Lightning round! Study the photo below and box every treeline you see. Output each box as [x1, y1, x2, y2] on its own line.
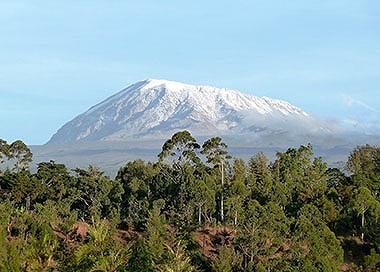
[0, 131, 380, 271]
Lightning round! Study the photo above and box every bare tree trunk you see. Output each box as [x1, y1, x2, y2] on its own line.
[26, 195, 30, 211]
[221, 161, 224, 223]
[198, 205, 202, 225]
[361, 211, 365, 241]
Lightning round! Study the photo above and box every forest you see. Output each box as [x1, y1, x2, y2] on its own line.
[0, 131, 379, 271]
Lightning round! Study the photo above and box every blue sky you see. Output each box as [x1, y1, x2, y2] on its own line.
[1, 0, 379, 145]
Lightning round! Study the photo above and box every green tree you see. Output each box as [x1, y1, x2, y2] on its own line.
[75, 218, 130, 271]
[35, 160, 73, 203]
[0, 202, 28, 271]
[145, 199, 167, 265]
[274, 144, 328, 216]
[8, 170, 40, 210]
[237, 200, 292, 270]
[117, 159, 156, 195]
[157, 239, 198, 272]
[235, 201, 263, 264]
[0, 139, 10, 166]
[190, 178, 215, 225]
[364, 248, 380, 272]
[294, 204, 343, 271]
[201, 137, 231, 223]
[248, 152, 273, 204]
[158, 130, 201, 167]
[8, 140, 33, 171]
[127, 238, 154, 272]
[26, 222, 59, 271]
[0, 139, 32, 173]
[166, 163, 205, 228]
[350, 186, 380, 241]
[347, 145, 380, 193]
[117, 159, 156, 229]
[72, 166, 124, 220]
[157, 131, 207, 226]
[226, 158, 248, 226]
[211, 245, 241, 272]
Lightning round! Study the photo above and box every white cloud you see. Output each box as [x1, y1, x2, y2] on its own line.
[341, 94, 377, 112]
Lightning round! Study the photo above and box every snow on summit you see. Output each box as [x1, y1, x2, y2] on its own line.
[47, 79, 314, 144]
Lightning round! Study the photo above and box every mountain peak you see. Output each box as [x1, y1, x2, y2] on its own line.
[143, 78, 189, 90]
[47, 79, 312, 144]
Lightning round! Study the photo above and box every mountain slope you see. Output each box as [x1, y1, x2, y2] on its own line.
[47, 79, 325, 144]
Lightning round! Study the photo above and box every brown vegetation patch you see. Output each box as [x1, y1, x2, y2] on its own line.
[52, 221, 89, 246]
[338, 235, 371, 270]
[72, 222, 89, 238]
[116, 227, 143, 246]
[194, 226, 235, 258]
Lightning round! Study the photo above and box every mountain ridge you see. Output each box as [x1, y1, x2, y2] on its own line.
[47, 79, 315, 144]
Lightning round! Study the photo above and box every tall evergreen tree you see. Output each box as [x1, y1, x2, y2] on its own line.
[201, 137, 231, 223]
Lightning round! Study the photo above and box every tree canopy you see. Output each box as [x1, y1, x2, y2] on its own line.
[0, 133, 379, 271]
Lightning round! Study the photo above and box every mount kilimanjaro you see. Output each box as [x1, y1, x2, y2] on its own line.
[47, 79, 329, 145]
[33, 79, 377, 174]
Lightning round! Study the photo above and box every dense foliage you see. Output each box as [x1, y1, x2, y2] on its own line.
[0, 132, 379, 271]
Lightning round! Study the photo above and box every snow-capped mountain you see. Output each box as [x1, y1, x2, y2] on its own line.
[47, 79, 328, 144]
